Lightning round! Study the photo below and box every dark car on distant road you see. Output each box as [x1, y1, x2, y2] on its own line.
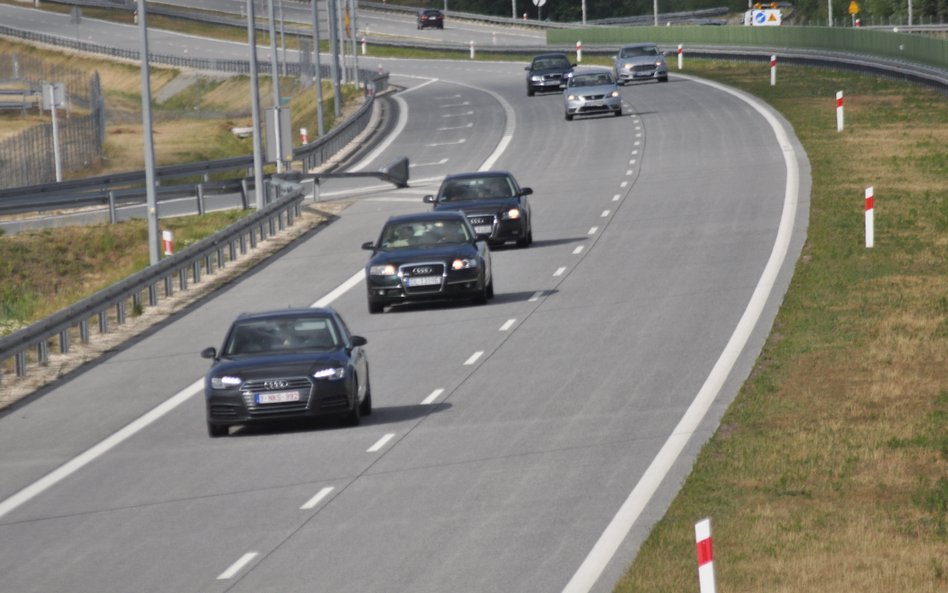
[201, 308, 371, 437]
[362, 211, 493, 314]
[525, 52, 575, 96]
[417, 8, 444, 29]
[424, 171, 533, 248]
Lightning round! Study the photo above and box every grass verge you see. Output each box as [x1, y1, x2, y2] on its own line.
[610, 61, 947, 593]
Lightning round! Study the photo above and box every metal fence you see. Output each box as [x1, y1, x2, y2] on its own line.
[0, 55, 105, 189]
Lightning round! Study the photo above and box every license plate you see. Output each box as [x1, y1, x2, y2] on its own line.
[407, 276, 441, 287]
[474, 225, 492, 234]
[587, 101, 603, 107]
[256, 390, 301, 404]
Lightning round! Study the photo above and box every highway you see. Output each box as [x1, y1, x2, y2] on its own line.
[0, 5, 810, 593]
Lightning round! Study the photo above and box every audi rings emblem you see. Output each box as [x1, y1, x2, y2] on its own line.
[264, 380, 289, 390]
[413, 266, 433, 275]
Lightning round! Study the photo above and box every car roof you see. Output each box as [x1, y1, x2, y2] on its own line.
[384, 210, 468, 224]
[442, 171, 513, 182]
[235, 307, 337, 322]
[531, 52, 569, 60]
[571, 66, 615, 75]
[619, 42, 658, 49]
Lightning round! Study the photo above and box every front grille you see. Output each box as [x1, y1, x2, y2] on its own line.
[582, 93, 606, 101]
[400, 261, 445, 294]
[543, 73, 562, 81]
[209, 405, 238, 417]
[241, 376, 313, 414]
[467, 214, 495, 227]
[632, 64, 655, 72]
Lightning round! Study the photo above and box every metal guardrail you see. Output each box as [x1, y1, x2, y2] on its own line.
[0, 182, 305, 386]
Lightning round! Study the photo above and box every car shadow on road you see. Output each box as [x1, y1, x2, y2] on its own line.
[225, 403, 453, 437]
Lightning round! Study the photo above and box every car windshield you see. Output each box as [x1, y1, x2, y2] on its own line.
[439, 177, 515, 201]
[570, 73, 613, 87]
[379, 219, 472, 249]
[533, 57, 570, 70]
[223, 317, 339, 355]
[620, 46, 659, 58]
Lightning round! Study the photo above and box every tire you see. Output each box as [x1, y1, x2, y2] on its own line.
[614, 108, 623, 117]
[359, 373, 373, 416]
[659, 76, 668, 82]
[565, 113, 573, 121]
[344, 390, 361, 427]
[527, 88, 535, 97]
[516, 226, 531, 248]
[485, 275, 494, 299]
[368, 300, 384, 314]
[207, 422, 228, 438]
[473, 279, 489, 305]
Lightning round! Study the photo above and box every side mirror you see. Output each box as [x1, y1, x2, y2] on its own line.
[201, 347, 217, 360]
[350, 335, 368, 347]
[361, 241, 376, 251]
[423, 194, 437, 203]
[524, 65, 531, 71]
[520, 187, 533, 197]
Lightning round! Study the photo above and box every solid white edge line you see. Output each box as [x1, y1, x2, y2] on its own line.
[217, 551, 259, 580]
[0, 379, 203, 520]
[561, 75, 800, 593]
[300, 486, 335, 510]
[367, 433, 396, 453]
[421, 388, 445, 405]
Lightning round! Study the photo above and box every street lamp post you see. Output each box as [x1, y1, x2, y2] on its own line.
[136, 0, 160, 266]
[247, 0, 265, 209]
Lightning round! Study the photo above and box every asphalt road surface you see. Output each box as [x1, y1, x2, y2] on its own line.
[0, 7, 810, 593]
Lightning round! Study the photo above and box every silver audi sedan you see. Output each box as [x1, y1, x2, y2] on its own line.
[564, 68, 623, 121]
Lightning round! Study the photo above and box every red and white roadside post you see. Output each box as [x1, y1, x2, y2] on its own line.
[695, 518, 717, 593]
[161, 230, 173, 257]
[576, 40, 583, 63]
[361, 37, 367, 55]
[836, 91, 845, 132]
[865, 186, 874, 248]
[770, 54, 777, 86]
[678, 44, 683, 70]
[469, 40, 475, 59]
[300, 127, 309, 144]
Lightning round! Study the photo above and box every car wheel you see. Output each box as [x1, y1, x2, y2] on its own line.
[659, 76, 668, 82]
[565, 113, 573, 121]
[614, 108, 623, 117]
[473, 279, 489, 305]
[527, 88, 535, 97]
[344, 389, 361, 426]
[359, 373, 373, 416]
[368, 300, 384, 314]
[516, 227, 531, 248]
[207, 422, 228, 438]
[486, 275, 494, 299]
[438, 24, 443, 29]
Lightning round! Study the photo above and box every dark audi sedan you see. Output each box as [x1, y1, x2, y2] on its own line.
[362, 211, 493, 314]
[423, 171, 533, 248]
[201, 308, 371, 437]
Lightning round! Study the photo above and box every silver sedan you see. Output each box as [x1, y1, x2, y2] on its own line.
[564, 68, 623, 121]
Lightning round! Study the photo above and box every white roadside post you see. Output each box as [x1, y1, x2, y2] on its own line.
[161, 230, 174, 256]
[865, 186, 874, 248]
[678, 43, 683, 70]
[300, 127, 308, 144]
[469, 40, 475, 59]
[576, 40, 582, 63]
[770, 54, 777, 86]
[361, 36, 366, 55]
[695, 518, 717, 593]
[836, 91, 845, 132]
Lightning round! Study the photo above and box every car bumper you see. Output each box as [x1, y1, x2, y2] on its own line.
[616, 69, 667, 83]
[206, 383, 353, 425]
[528, 79, 566, 91]
[565, 98, 622, 116]
[366, 271, 484, 307]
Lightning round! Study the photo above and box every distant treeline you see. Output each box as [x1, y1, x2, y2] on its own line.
[414, 0, 946, 25]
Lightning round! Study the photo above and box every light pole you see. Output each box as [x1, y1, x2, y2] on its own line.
[247, 0, 265, 209]
[266, 0, 284, 173]
[312, 0, 325, 136]
[136, 0, 160, 265]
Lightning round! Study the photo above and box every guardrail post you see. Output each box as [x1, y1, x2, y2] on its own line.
[98, 310, 108, 334]
[15, 351, 26, 377]
[116, 300, 126, 325]
[216, 247, 225, 270]
[148, 283, 158, 306]
[80, 319, 90, 344]
[164, 275, 174, 297]
[192, 261, 201, 284]
[197, 183, 206, 215]
[37, 340, 49, 366]
[59, 329, 70, 354]
[178, 268, 188, 291]
[108, 191, 117, 224]
[132, 292, 142, 315]
[240, 233, 248, 254]
[240, 178, 249, 210]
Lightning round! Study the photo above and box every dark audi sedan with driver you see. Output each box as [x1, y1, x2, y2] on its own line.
[424, 171, 533, 248]
[201, 307, 371, 436]
[362, 211, 493, 314]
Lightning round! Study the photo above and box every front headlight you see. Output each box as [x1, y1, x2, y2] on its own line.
[211, 375, 242, 390]
[314, 367, 345, 381]
[369, 264, 396, 276]
[531, 75, 543, 82]
[502, 208, 521, 220]
[451, 257, 479, 270]
[623, 63, 633, 70]
[567, 94, 578, 101]
[610, 90, 620, 98]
